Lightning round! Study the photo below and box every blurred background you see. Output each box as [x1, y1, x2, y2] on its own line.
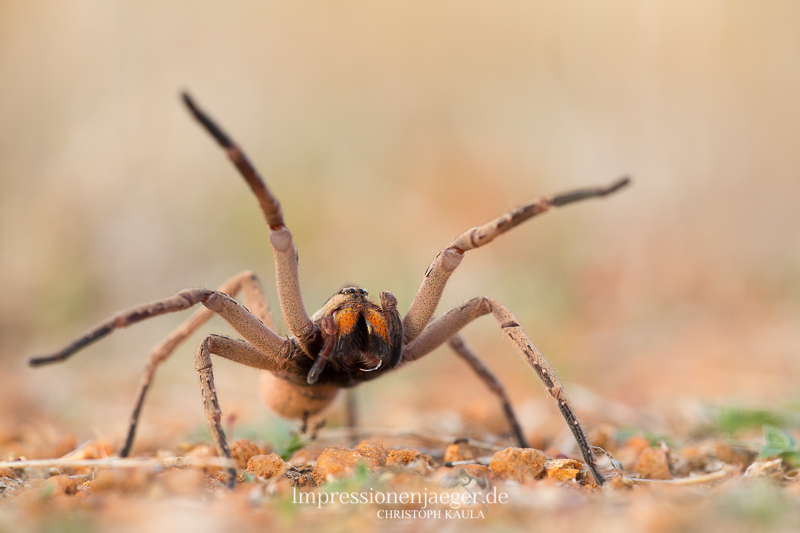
[1, 1, 799, 455]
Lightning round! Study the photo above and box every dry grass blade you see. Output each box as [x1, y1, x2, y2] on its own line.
[630, 465, 735, 486]
[0, 456, 235, 471]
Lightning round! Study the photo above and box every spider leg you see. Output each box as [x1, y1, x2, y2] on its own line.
[121, 270, 275, 457]
[29, 286, 294, 457]
[183, 93, 316, 342]
[401, 297, 605, 486]
[29, 287, 289, 367]
[447, 334, 528, 448]
[28, 288, 219, 367]
[195, 334, 287, 487]
[402, 177, 629, 344]
[345, 388, 359, 446]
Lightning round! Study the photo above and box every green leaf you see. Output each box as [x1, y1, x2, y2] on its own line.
[779, 450, 800, 468]
[764, 425, 795, 450]
[278, 433, 306, 461]
[715, 407, 786, 435]
[757, 425, 800, 464]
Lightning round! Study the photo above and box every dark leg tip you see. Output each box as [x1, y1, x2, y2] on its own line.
[605, 175, 632, 195]
[225, 468, 237, 489]
[28, 355, 55, 367]
[551, 175, 632, 206]
[180, 91, 194, 109]
[180, 91, 234, 149]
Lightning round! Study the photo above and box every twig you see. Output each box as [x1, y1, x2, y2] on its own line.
[0, 456, 235, 471]
[629, 466, 734, 486]
[444, 457, 493, 467]
[315, 426, 507, 452]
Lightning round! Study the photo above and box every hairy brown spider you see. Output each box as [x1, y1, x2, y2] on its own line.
[29, 93, 629, 487]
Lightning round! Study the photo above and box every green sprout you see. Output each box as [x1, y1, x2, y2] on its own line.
[278, 432, 307, 461]
[758, 425, 800, 468]
[715, 407, 788, 436]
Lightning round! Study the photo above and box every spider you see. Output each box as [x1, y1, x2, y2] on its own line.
[29, 93, 629, 487]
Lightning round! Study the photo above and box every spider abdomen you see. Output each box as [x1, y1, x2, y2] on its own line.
[259, 372, 339, 418]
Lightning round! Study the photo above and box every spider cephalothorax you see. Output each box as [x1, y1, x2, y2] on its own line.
[304, 287, 403, 385]
[29, 93, 630, 488]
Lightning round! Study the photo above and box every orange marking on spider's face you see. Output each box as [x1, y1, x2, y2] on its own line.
[333, 308, 360, 335]
[362, 309, 390, 344]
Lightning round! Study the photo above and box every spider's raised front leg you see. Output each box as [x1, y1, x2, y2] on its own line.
[183, 94, 317, 344]
[401, 297, 605, 486]
[401, 177, 629, 343]
[400, 178, 628, 484]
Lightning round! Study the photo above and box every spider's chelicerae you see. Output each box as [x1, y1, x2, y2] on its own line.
[30, 94, 629, 487]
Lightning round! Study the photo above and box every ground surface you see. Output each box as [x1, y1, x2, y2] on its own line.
[2, 371, 800, 533]
[2, 2, 800, 532]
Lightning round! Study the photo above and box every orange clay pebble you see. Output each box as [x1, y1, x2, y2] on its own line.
[355, 441, 387, 469]
[386, 449, 435, 476]
[444, 441, 476, 463]
[312, 447, 367, 482]
[634, 447, 671, 480]
[230, 439, 266, 470]
[544, 458, 583, 482]
[489, 447, 545, 483]
[245, 453, 286, 481]
[42, 475, 77, 497]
